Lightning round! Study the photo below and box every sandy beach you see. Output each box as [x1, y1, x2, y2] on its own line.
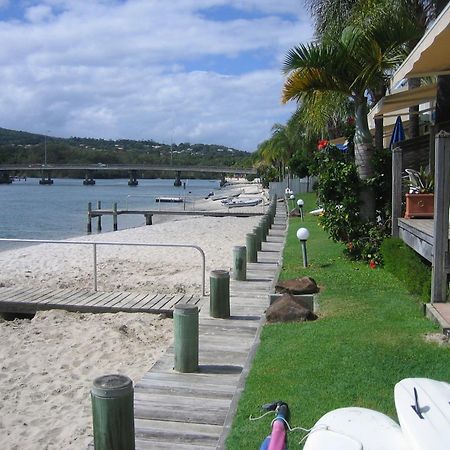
[0, 181, 264, 449]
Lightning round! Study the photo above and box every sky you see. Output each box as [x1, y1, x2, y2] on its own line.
[0, 0, 313, 152]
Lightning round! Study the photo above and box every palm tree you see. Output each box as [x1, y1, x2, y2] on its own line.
[282, 17, 418, 217]
[256, 117, 306, 182]
[303, 0, 434, 145]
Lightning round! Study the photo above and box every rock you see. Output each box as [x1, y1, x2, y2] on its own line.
[266, 293, 317, 323]
[275, 277, 319, 294]
[288, 207, 301, 217]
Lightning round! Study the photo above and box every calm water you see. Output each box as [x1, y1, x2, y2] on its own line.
[0, 178, 219, 248]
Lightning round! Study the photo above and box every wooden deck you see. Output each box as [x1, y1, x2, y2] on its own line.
[397, 218, 435, 261]
[129, 208, 287, 449]
[397, 218, 450, 331]
[426, 303, 450, 337]
[0, 287, 201, 317]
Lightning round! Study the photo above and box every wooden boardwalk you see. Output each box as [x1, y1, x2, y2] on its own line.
[0, 287, 201, 317]
[130, 207, 287, 449]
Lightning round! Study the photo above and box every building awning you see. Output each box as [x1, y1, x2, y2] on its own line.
[369, 83, 436, 119]
[391, 2, 450, 87]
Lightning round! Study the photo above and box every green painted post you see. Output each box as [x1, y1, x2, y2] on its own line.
[97, 200, 102, 232]
[260, 217, 268, 242]
[87, 202, 92, 234]
[91, 374, 135, 450]
[210, 270, 230, 318]
[253, 226, 262, 251]
[232, 246, 247, 281]
[246, 232, 257, 263]
[174, 304, 199, 372]
[113, 202, 118, 231]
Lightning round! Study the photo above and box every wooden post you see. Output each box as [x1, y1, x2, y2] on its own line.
[232, 246, 247, 281]
[145, 214, 152, 225]
[87, 202, 92, 234]
[391, 146, 403, 237]
[91, 374, 135, 450]
[173, 304, 199, 372]
[432, 131, 450, 303]
[210, 270, 230, 318]
[246, 233, 257, 263]
[253, 226, 262, 251]
[260, 217, 268, 242]
[97, 200, 102, 232]
[113, 202, 118, 231]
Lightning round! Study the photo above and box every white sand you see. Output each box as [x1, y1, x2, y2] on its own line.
[0, 180, 264, 449]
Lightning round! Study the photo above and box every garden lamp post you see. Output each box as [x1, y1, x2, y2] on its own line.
[297, 198, 304, 221]
[296, 227, 310, 267]
[289, 194, 295, 211]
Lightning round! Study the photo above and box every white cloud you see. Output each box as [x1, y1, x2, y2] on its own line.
[0, 0, 312, 150]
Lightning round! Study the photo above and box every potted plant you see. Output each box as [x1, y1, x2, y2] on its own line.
[404, 167, 434, 219]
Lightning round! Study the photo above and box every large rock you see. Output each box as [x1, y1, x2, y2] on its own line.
[288, 207, 301, 217]
[266, 293, 317, 323]
[275, 277, 319, 294]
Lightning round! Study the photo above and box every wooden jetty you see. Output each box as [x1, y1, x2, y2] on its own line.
[128, 206, 287, 449]
[87, 203, 266, 232]
[0, 288, 201, 317]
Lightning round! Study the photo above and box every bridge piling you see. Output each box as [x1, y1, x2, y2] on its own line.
[174, 170, 182, 187]
[128, 170, 138, 186]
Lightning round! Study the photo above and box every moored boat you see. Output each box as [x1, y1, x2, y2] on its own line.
[222, 197, 262, 208]
[155, 196, 184, 203]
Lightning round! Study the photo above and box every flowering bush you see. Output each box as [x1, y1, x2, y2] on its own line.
[311, 143, 389, 265]
[317, 139, 329, 150]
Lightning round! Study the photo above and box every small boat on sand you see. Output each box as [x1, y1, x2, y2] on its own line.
[155, 196, 184, 203]
[211, 191, 241, 201]
[222, 197, 262, 208]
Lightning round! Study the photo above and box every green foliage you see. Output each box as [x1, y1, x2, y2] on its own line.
[310, 144, 389, 265]
[227, 193, 450, 449]
[381, 237, 431, 302]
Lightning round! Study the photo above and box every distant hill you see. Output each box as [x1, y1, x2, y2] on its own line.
[0, 127, 254, 173]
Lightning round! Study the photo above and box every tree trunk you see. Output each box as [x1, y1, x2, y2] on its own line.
[354, 98, 375, 220]
[354, 99, 374, 179]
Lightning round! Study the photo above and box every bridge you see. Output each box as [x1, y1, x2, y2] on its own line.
[0, 163, 257, 186]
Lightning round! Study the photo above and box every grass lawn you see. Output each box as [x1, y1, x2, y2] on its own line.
[226, 193, 450, 449]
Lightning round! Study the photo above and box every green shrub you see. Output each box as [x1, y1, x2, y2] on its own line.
[380, 237, 431, 302]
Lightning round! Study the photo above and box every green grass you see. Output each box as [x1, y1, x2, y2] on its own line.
[226, 193, 450, 449]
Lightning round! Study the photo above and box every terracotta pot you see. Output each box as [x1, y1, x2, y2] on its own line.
[404, 193, 434, 218]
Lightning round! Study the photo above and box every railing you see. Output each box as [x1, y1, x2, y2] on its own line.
[0, 239, 206, 296]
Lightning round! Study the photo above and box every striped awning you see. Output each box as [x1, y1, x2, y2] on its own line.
[391, 2, 450, 87]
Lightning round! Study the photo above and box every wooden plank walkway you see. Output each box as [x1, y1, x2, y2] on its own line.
[131, 206, 287, 449]
[0, 287, 201, 317]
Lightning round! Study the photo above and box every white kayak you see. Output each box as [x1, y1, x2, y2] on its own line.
[303, 378, 450, 450]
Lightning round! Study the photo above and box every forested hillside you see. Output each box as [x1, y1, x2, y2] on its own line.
[0, 128, 253, 169]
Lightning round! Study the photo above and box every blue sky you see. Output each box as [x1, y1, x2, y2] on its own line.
[0, 0, 313, 151]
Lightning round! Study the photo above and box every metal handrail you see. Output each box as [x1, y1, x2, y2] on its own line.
[0, 238, 206, 296]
